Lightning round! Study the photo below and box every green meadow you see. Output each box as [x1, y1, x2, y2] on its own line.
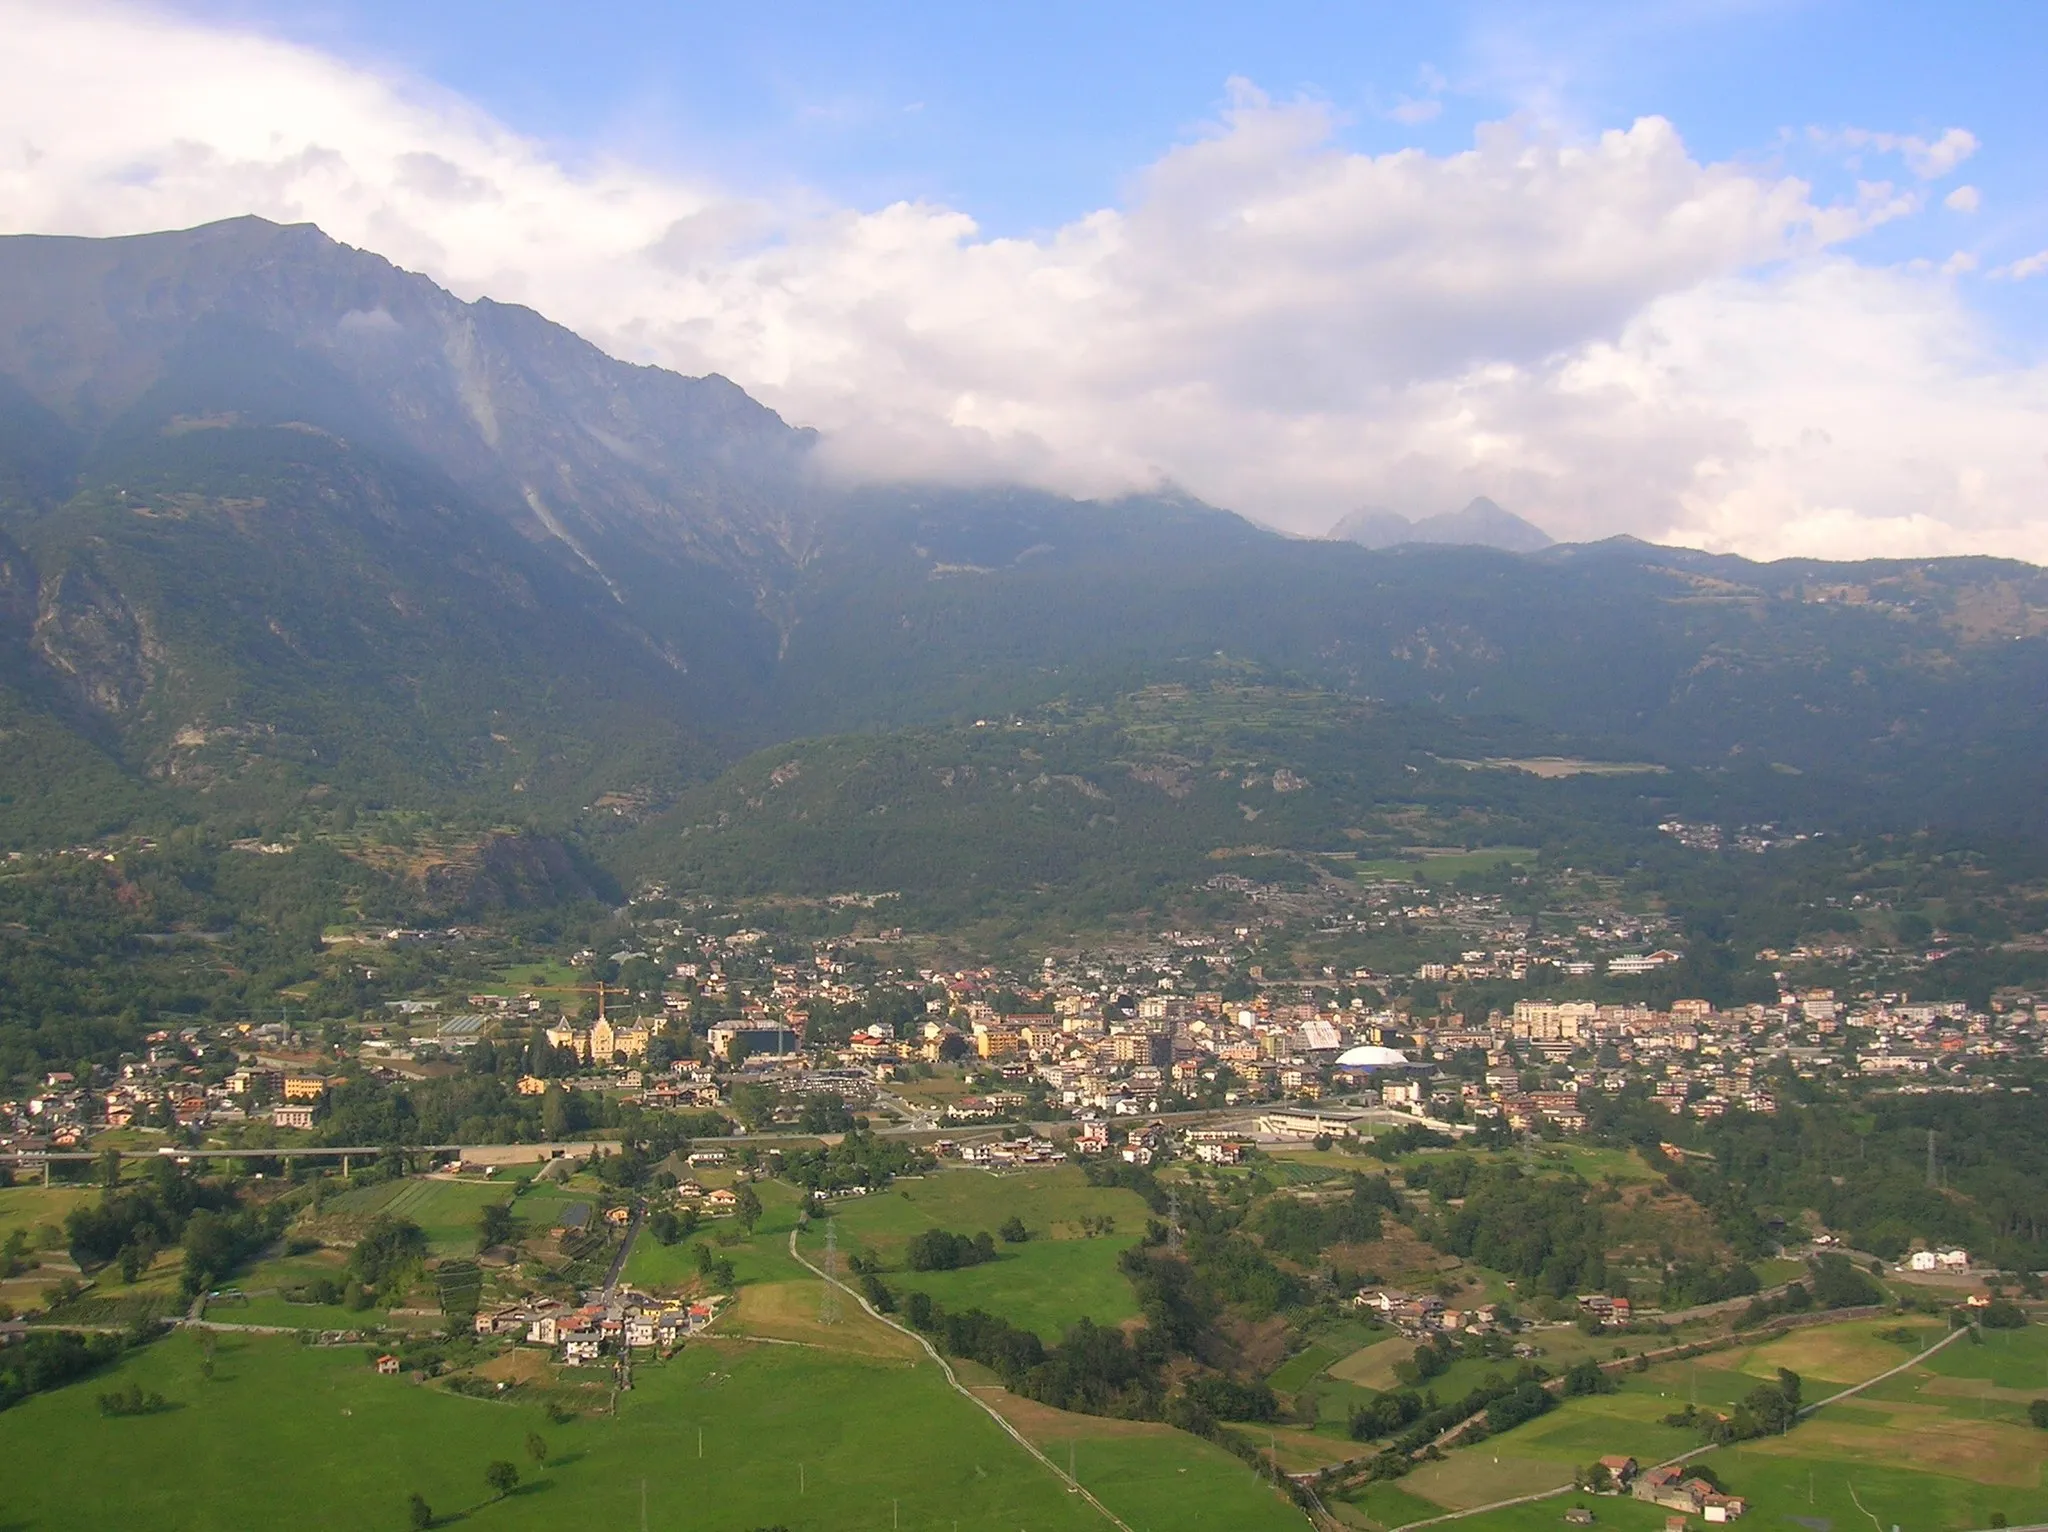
[817, 1167, 1155, 1340]
[1345, 847, 1538, 881]
[0, 1322, 1307, 1531]
[1362, 1318, 2048, 1532]
[626, 1178, 810, 1292]
[318, 1175, 518, 1256]
[0, 1182, 94, 1244]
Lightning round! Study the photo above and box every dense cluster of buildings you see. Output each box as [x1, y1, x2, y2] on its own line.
[3, 907, 2040, 1165]
[472, 1288, 724, 1363]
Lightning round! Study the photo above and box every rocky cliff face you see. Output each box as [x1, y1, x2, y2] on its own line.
[0, 217, 819, 604]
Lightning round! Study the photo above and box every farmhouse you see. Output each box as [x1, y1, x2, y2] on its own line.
[1633, 1468, 1744, 1520]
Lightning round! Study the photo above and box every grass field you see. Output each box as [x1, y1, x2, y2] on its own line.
[1329, 1334, 1417, 1390]
[1390, 1318, 2048, 1532]
[626, 1179, 809, 1293]
[1270, 1340, 1344, 1393]
[723, 1278, 924, 1357]
[1347, 1479, 1446, 1529]
[0, 1183, 94, 1244]
[1400, 1451, 1575, 1509]
[314, 1176, 517, 1257]
[479, 957, 587, 994]
[816, 1167, 1154, 1340]
[0, 1322, 1310, 1531]
[1347, 847, 1538, 881]
[979, 1386, 1316, 1532]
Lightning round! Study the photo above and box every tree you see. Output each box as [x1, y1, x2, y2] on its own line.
[406, 1492, 433, 1529]
[350, 1215, 428, 1291]
[2028, 1398, 2048, 1429]
[484, 1460, 520, 1498]
[735, 1184, 763, 1232]
[731, 1083, 779, 1132]
[999, 1215, 1029, 1244]
[540, 1085, 571, 1140]
[98, 1147, 123, 1190]
[524, 1431, 549, 1465]
[477, 1202, 515, 1250]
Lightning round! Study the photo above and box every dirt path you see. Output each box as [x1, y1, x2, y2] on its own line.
[1384, 1323, 1972, 1532]
[786, 1224, 1157, 1532]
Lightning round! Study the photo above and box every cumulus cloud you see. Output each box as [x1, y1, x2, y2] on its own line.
[1944, 184, 1981, 214]
[0, 0, 2045, 562]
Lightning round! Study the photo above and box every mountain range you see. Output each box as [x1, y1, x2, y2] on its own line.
[0, 217, 2044, 904]
[1327, 497, 1554, 553]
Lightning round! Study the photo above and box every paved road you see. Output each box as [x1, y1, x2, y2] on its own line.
[601, 1205, 643, 1297]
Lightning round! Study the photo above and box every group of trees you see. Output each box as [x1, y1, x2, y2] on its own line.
[1244, 1175, 1398, 1263]
[1415, 1164, 1610, 1299]
[1344, 1361, 1557, 1460]
[65, 1159, 242, 1285]
[1665, 1368, 1802, 1444]
[904, 1228, 997, 1272]
[0, 1330, 124, 1413]
[1661, 1260, 1763, 1308]
[1638, 1094, 2048, 1273]
[782, 1131, 931, 1194]
[349, 1215, 428, 1297]
[902, 1294, 1167, 1417]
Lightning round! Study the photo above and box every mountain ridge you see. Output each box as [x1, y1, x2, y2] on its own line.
[1329, 495, 1554, 553]
[0, 218, 2042, 864]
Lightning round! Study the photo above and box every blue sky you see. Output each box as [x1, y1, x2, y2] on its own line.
[7, 0, 2047, 558]
[183, 0, 2046, 270]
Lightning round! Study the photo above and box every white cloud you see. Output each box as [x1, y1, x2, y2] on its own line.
[1944, 184, 1981, 213]
[2001, 250, 2048, 282]
[0, 0, 2045, 564]
[1816, 125, 1979, 179]
[1388, 97, 1444, 125]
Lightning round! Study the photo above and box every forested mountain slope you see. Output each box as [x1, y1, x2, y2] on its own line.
[0, 217, 2041, 863]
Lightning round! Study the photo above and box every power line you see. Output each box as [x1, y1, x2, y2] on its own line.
[819, 1216, 842, 1324]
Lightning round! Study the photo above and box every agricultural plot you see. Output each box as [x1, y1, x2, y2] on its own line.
[353, 1176, 516, 1256]
[723, 1278, 923, 1358]
[1330, 1334, 1419, 1391]
[1380, 1319, 2048, 1532]
[1270, 1340, 1347, 1394]
[819, 1167, 1154, 1340]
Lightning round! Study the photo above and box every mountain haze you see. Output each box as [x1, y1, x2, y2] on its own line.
[0, 217, 2043, 885]
[1329, 496, 1554, 552]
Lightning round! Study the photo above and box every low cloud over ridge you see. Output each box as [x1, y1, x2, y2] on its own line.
[3, 1, 2044, 562]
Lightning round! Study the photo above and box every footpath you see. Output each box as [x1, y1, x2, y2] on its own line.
[785, 1224, 1152, 1532]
